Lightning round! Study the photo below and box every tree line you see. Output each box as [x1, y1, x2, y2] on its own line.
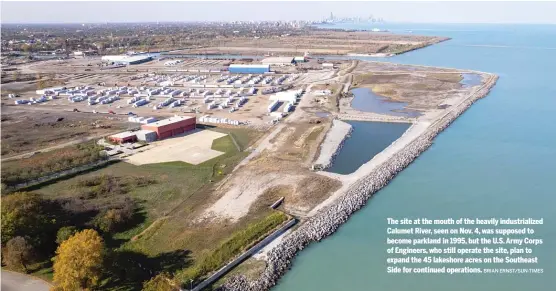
[1, 191, 177, 290]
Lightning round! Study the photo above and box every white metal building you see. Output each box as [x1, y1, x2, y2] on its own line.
[261, 57, 294, 66]
[269, 90, 302, 104]
[101, 55, 153, 65]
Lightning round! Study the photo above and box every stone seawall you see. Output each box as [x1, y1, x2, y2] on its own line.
[312, 120, 353, 170]
[192, 219, 298, 291]
[218, 74, 498, 291]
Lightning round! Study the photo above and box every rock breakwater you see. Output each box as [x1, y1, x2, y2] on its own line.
[312, 119, 353, 170]
[218, 75, 498, 291]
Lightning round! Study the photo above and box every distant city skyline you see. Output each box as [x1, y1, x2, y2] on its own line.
[2, 1, 556, 24]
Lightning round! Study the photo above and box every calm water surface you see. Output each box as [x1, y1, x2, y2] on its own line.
[461, 73, 482, 87]
[273, 23, 556, 291]
[326, 121, 410, 175]
[351, 87, 421, 117]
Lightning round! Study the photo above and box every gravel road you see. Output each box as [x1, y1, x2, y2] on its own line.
[1, 270, 51, 291]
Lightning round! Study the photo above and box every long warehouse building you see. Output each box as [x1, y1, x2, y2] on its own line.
[141, 116, 196, 139]
[228, 64, 270, 74]
[261, 57, 294, 66]
[101, 55, 153, 65]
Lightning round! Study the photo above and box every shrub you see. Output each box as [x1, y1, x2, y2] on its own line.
[56, 226, 78, 244]
[94, 204, 135, 233]
[1, 192, 61, 248]
[142, 273, 177, 291]
[3, 236, 35, 272]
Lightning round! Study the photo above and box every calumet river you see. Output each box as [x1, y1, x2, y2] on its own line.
[273, 23, 556, 291]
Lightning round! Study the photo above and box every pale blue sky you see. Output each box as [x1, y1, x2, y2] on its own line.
[2, 1, 556, 24]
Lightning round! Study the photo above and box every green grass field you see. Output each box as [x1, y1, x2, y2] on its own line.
[174, 211, 289, 286]
[21, 128, 270, 290]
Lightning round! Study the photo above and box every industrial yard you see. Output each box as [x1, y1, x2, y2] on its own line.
[3, 53, 344, 132]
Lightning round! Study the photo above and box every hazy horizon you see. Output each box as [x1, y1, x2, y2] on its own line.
[2, 1, 556, 24]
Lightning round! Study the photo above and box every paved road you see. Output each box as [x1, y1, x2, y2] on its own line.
[1, 270, 51, 291]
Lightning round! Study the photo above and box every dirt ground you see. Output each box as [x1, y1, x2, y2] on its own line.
[202, 153, 341, 221]
[201, 88, 341, 222]
[0, 106, 131, 158]
[180, 30, 448, 56]
[125, 129, 227, 165]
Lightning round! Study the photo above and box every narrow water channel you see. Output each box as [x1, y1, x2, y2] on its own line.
[326, 121, 411, 175]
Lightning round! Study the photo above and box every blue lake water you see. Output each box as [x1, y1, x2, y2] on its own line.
[273, 23, 556, 291]
[351, 87, 421, 117]
[461, 73, 482, 87]
[326, 121, 411, 175]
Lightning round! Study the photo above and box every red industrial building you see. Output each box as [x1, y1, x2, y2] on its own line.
[141, 116, 196, 139]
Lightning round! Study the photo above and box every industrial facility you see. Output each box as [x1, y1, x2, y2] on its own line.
[101, 55, 153, 65]
[261, 57, 294, 66]
[228, 64, 270, 74]
[140, 115, 197, 139]
[108, 116, 196, 144]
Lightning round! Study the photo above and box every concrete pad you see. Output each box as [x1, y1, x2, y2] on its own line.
[125, 130, 227, 165]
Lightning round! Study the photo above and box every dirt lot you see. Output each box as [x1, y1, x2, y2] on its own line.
[203, 106, 340, 221]
[203, 152, 341, 221]
[125, 129, 228, 165]
[0, 106, 131, 158]
[179, 30, 448, 56]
